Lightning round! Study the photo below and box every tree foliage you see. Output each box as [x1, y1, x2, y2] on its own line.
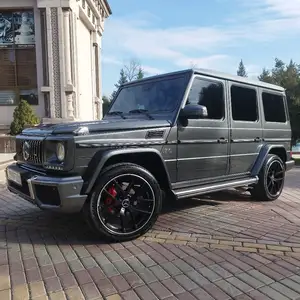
[237, 59, 247, 77]
[257, 58, 300, 143]
[110, 59, 145, 100]
[102, 95, 110, 116]
[10, 100, 39, 135]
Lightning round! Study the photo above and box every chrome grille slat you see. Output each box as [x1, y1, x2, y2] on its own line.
[19, 139, 43, 165]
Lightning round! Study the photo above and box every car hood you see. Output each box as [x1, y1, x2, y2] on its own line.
[21, 118, 172, 136]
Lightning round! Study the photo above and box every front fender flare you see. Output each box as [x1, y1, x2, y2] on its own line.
[85, 147, 171, 194]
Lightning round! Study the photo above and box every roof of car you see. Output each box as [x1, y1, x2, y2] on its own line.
[123, 68, 285, 92]
[193, 68, 284, 92]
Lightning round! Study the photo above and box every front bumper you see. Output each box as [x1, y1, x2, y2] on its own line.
[6, 163, 87, 213]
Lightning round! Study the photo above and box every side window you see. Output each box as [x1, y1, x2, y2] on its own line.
[231, 85, 258, 122]
[186, 78, 224, 119]
[262, 92, 286, 123]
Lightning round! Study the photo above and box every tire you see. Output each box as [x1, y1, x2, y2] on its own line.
[250, 154, 285, 201]
[83, 163, 162, 242]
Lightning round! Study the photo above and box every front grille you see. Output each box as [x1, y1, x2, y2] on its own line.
[19, 139, 44, 165]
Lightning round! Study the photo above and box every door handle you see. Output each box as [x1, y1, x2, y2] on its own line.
[254, 137, 262, 142]
[218, 137, 228, 144]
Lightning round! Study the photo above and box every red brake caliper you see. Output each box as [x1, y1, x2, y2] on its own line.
[105, 185, 117, 214]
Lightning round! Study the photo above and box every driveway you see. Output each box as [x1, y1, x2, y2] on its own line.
[0, 168, 299, 299]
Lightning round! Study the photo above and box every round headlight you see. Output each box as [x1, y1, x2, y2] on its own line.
[56, 142, 65, 162]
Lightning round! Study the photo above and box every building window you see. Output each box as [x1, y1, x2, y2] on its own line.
[231, 85, 258, 122]
[262, 92, 287, 123]
[0, 10, 37, 105]
[186, 78, 224, 119]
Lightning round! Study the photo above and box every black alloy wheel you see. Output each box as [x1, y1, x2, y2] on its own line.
[84, 163, 162, 241]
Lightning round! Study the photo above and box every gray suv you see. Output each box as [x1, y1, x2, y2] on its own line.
[6, 69, 294, 241]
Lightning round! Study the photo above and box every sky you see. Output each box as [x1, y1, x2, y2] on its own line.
[101, 0, 300, 97]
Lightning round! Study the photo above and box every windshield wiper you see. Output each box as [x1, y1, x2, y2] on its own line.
[128, 109, 154, 120]
[106, 111, 126, 119]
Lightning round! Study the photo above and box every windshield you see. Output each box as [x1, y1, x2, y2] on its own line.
[107, 75, 188, 115]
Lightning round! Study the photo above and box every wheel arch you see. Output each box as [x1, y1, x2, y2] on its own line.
[251, 144, 287, 176]
[84, 148, 172, 194]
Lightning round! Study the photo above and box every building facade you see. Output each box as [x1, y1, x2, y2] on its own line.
[0, 0, 111, 131]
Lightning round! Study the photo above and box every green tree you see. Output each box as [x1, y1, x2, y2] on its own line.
[110, 68, 128, 101]
[10, 100, 39, 135]
[102, 95, 110, 116]
[136, 67, 144, 80]
[258, 58, 300, 143]
[124, 59, 145, 81]
[237, 59, 247, 77]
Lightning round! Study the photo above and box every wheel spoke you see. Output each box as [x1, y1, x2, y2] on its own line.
[103, 189, 117, 201]
[120, 213, 126, 233]
[131, 207, 152, 215]
[138, 198, 154, 202]
[274, 177, 284, 182]
[125, 180, 135, 194]
[113, 180, 126, 197]
[128, 209, 138, 229]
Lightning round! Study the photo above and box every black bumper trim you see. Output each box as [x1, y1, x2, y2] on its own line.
[286, 160, 295, 172]
[6, 163, 87, 213]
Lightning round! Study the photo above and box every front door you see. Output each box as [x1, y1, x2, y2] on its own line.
[177, 75, 230, 183]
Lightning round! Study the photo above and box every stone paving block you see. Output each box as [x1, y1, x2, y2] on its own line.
[29, 281, 46, 298]
[162, 278, 185, 295]
[64, 286, 85, 299]
[80, 282, 101, 299]
[0, 289, 11, 300]
[149, 281, 173, 299]
[111, 259, 132, 275]
[259, 286, 290, 300]
[269, 282, 300, 300]
[12, 284, 29, 300]
[44, 276, 62, 294]
[149, 265, 170, 281]
[214, 279, 243, 298]
[121, 290, 140, 300]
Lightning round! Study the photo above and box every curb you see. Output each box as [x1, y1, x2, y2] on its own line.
[139, 230, 300, 257]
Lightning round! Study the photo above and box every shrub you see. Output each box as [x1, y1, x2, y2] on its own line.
[10, 100, 39, 135]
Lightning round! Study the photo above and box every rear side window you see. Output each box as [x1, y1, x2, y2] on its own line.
[262, 92, 286, 123]
[231, 85, 258, 122]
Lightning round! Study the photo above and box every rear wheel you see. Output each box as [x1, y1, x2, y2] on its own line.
[250, 154, 285, 201]
[83, 163, 162, 242]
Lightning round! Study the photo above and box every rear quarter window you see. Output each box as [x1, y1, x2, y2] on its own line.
[262, 92, 287, 123]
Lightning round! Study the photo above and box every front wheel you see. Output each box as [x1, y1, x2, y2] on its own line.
[83, 163, 162, 242]
[250, 154, 285, 201]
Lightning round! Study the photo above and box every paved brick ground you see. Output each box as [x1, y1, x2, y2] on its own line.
[0, 168, 299, 299]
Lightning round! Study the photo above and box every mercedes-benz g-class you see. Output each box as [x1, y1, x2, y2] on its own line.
[6, 69, 294, 241]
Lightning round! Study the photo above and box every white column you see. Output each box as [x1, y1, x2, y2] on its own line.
[63, 9, 74, 118]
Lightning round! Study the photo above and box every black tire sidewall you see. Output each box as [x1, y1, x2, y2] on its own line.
[87, 163, 162, 241]
[262, 155, 285, 200]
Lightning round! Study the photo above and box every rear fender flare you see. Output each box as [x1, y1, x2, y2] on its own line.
[251, 144, 286, 176]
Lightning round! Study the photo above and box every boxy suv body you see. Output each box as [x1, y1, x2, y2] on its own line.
[6, 69, 294, 241]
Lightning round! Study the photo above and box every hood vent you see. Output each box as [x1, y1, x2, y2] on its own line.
[146, 130, 165, 139]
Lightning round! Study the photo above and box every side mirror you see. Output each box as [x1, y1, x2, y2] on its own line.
[179, 104, 208, 119]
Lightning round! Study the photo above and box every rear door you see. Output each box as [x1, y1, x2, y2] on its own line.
[228, 82, 263, 175]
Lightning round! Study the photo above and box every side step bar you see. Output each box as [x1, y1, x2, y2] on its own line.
[174, 177, 258, 199]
